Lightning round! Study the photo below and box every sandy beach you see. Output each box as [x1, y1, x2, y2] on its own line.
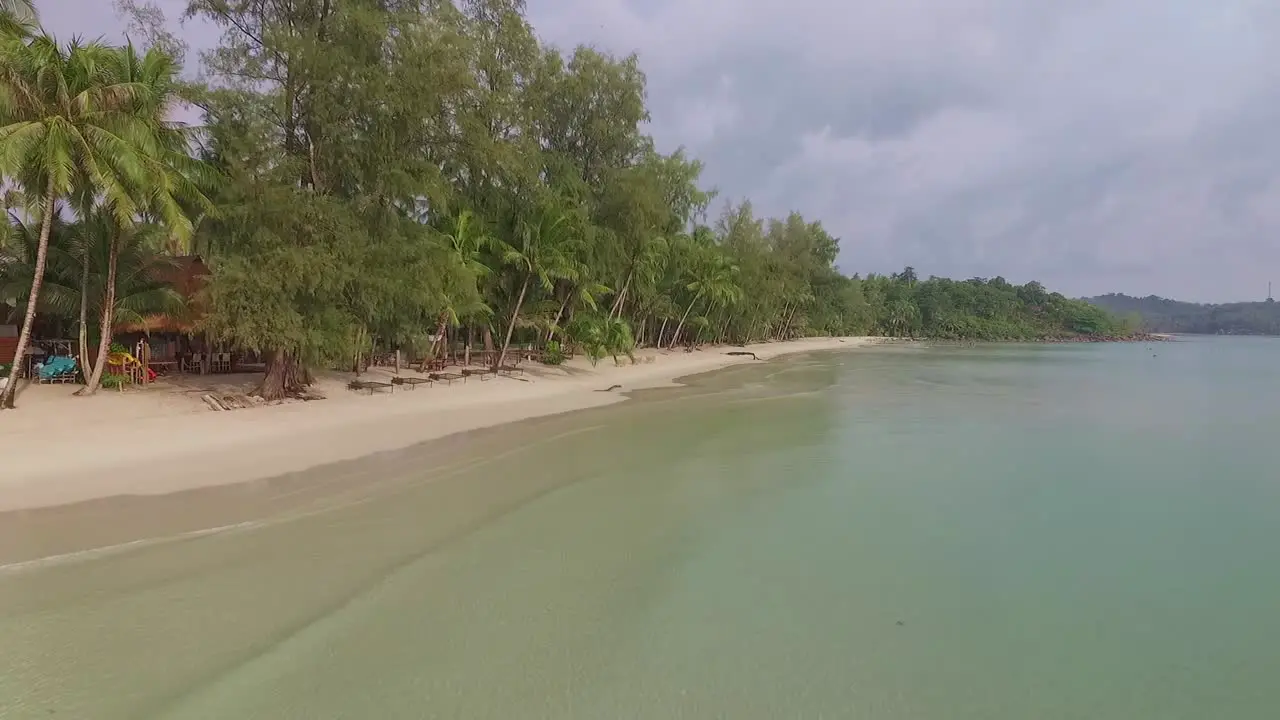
[0, 337, 876, 511]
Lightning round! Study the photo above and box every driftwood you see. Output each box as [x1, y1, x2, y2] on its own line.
[595, 384, 622, 392]
[726, 351, 759, 360]
[201, 394, 225, 411]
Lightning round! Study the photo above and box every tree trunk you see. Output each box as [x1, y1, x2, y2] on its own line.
[547, 294, 571, 342]
[495, 275, 530, 371]
[782, 303, 800, 339]
[774, 302, 791, 340]
[429, 310, 448, 358]
[255, 350, 312, 401]
[76, 254, 94, 383]
[1, 178, 57, 410]
[657, 317, 669, 349]
[609, 268, 633, 320]
[668, 293, 702, 350]
[79, 239, 118, 396]
[718, 313, 732, 343]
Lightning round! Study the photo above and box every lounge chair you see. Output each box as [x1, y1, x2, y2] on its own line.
[428, 372, 463, 385]
[37, 356, 78, 384]
[462, 368, 493, 381]
[496, 364, 523, 377]
[391, 376, 432, 390]
[348, 380, 393, 395]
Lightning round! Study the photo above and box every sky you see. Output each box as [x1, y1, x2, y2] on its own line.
[37, 0, 1280, 302]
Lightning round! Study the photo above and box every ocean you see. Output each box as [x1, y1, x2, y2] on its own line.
[3, 336, 1279, 718]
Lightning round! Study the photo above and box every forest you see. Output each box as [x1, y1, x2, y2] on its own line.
[1087, 294, 1280, 336]
[0, 0, 1133, 408]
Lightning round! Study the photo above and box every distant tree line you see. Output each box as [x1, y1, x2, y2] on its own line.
[858, 271, 1134, 341]
[1087, 294, 1280, 336]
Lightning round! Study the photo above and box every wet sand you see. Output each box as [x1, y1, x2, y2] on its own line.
[0, 337, 874, 512]
[0, 356, 800, 718]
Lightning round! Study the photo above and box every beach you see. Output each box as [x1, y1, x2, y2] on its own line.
[0, 337, 876, 512]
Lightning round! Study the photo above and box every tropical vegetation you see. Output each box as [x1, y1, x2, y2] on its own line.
[0, 0, 1132, 409]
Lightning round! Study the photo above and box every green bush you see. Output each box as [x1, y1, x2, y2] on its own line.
[101, 373, 131, 390]
[567, 314, 635, 367]
[542, 340, 566, 365]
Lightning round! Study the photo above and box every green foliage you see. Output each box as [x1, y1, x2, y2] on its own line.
[542, 340, 566, 365]
[100, 372, 129, 389]
[567, 314, 635, 366]
[851, 273, 1133, 340]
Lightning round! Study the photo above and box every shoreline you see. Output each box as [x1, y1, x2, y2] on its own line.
[0, 337, 879, 512]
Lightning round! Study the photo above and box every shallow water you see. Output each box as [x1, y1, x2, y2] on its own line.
[4, 337, 1280, 718]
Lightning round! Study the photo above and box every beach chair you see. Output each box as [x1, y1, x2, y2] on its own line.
[37, 356, 79, 384]
[428, 372, 463, 385]
[462, 368, 494, 381]
[391, 376, 432, 390]
[348, 380, 393, 395]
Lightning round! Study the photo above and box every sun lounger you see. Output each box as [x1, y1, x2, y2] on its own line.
[391, 376, 432, 390]
[348, 380, 393, 395]
[462, 368, 493, 381]
[496, 364, 523, 376]
[37, 356, 78, 384]
[428, 372, 463, 385]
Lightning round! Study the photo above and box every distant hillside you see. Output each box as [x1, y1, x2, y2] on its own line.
[1086, 293, 1280, 335]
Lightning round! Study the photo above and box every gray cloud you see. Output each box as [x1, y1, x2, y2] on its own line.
[38, 0, 1280, 300]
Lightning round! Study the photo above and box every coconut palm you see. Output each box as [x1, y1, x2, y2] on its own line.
[493, 209, 577, 371]
[0, 0, 35, 39]
[668, 248, 740, 349]
[426, 209, 493, 361]
[1, 212, 181, 386]
[0, 35, 154, 408]
[76, 214, 183, 394]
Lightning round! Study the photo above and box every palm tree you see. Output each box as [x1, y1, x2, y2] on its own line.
[0, 0, 35, 38]
[0, 35, 155, 408]
[427, 209, 493, 362]
[668, 249, 740, 349]
[77, 215, 181, 394]
[1, 213, 181, 386]
[494, 209, 576, 371]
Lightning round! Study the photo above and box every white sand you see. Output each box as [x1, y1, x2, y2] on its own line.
[0, 337, 877, 511]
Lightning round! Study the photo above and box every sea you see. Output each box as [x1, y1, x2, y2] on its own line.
[3, 336, 1279, 719]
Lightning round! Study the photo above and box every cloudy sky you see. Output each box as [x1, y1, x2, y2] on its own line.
[38, 0, 1280, 301]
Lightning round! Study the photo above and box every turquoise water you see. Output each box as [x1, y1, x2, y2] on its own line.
[4, 337, 1280, 718]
